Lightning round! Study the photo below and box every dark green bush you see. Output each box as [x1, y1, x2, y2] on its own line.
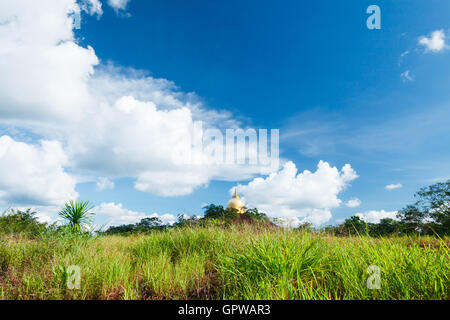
[104, 216, 165, 235]
[0, 208, 49, 237]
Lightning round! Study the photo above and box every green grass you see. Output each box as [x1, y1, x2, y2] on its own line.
[0, 225, 448, 300]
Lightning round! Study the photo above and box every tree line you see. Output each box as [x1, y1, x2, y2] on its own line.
[323, 180, 449, 236]
[0, 180, 448, 237]
[104, 205, 271, 235]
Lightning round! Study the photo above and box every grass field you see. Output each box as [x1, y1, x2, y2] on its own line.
[0, 224, 448, 300]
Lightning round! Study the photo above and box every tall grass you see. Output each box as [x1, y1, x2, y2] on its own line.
[0, 225, 448, 300]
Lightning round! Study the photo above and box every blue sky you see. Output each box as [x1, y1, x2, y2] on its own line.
[0, 0, 449, 227]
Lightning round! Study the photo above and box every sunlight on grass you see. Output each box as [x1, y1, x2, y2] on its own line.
[0, 226, 448, 300]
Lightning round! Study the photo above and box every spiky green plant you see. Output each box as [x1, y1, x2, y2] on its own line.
[58, 200, 94, 233]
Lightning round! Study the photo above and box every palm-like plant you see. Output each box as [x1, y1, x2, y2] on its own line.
[58, 200, 94, 233]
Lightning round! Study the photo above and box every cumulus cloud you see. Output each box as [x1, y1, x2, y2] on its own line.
[235, 161, 358, 226]
[385, 183, 402, 190]
[346, 198, 361, 208]
[0, 0, 99, 122]
[0, 0, 277, 202]
[96, 177, 115, 191]
[418, 29, 448, 53]
[0, 136, 78, 206]
[65, 94, 218, 196]
[107, 0, 130, 13]
[355, 210, 398, 223]
[94, 202, 176, 227]
[79, 0, 103, 16]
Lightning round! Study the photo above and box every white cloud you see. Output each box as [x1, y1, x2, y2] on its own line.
[418, 29, 448, 53]
[400, 70, 414, 82]
[356, 210, 398, 223]
[235, 160, 359, 226]
[0, 0, 99, 122]
[96, 177, 115, 191]
[0, 0, 279, 200]
[79, 0, 103, 16]
[94, 202, 176, 227]
[346, 198, 361, 208]
[65, 94, 219, 196]
[385, 183, 402, 190]
[400, 50, 409, 58]
[0, 136, 78, 206]
[398, 50, 409, 66]
[107, 0, 130, 13]
[274, 217, 302, 228]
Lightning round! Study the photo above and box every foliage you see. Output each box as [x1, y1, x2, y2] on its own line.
[242, 208, 268, 221]
[58, 200, 94, 233]
[105, 217, 164, 235]
[0, 208, 50, 237]
[370, 218, 401, 236]
[0, 225, 448, 300]
[201, 204, 271, 226]
[138, 217, 163, 229]
[104, 223, 136, 235]
[416, 180, 450, 212]
[393, 180, 450, 236]
[202, 204, 239, 222]
[173, 214, 201, 228]
[415, 180, 450, 235]
[330, 216, 369, 236]
[325, 181, 450, 237]
[396, 205, 427, 234]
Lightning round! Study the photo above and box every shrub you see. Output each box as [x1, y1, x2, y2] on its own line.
[0, 208, 49, 237]
[104, 217, 165, 235]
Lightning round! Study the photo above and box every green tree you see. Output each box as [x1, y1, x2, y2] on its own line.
[340, 216, 369, 235]
[137, 217, 163, 229]
[203, 204, 225, 219]
[415, 180, 450, 235]
[203, 204, 238, 222]
[173, 214, 201, 228]
[370, 218, 400, 236]
[242, 208, 268, 221]
[105, 216, 165, 235]
[0, 208, 49, 237]
[104, 223, 136, 235]
[396, 205, 425, 234]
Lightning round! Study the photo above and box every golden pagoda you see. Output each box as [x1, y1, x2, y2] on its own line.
[227, 188, 246, 214]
